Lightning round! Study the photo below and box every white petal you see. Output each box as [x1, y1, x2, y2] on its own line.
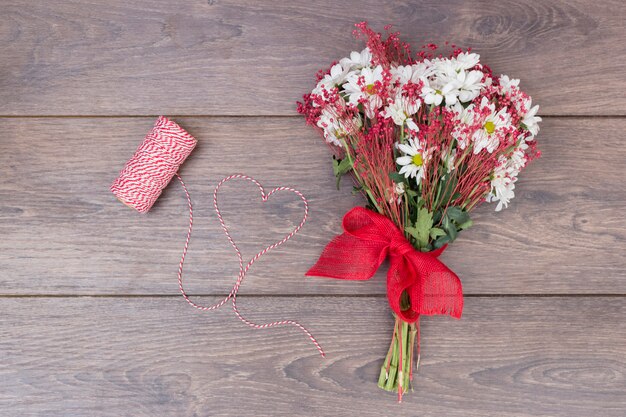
[397, 143, 416, 155]
[398, 165, 411, 176]
[406, 119, 419, 132]
[339, 57, 351, 69]
[396, 156, 413, 166]
[444, 93, 458, 106]
[330, 64, 342, 78]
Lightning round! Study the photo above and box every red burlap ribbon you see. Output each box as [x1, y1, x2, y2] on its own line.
[306, 207, 463, 322]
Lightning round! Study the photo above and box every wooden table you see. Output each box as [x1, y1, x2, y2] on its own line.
[1, 1, 624, 416]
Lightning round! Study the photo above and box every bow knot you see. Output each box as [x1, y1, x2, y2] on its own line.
[306, 207, 463, 322]
[390, 235, 415, 258]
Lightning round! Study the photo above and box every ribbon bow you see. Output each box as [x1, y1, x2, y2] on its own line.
[306, 207, 463, 322]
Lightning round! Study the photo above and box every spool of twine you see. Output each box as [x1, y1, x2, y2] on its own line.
[110, 116, 197, 213]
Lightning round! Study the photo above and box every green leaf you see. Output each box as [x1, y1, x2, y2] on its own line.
[442, 215, 457, 242]
[404, 227, 419, 240]
[448, 226, 458, 242]
[406, 209, 433, 250]
[332, 157, 352, 189]
[429, 227, 446, 239]
[389, 172, 405, 184]
[432, 209, 443, 224]
[458, 219, 473, 230]
[446, 206, 470, 226]
[333, 157, 352, 176]
[433, 235, 451, 249]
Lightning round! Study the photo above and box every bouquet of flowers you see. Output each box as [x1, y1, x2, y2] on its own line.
[298, 22, 540, 401]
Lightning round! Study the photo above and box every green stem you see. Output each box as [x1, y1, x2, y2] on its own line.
[365, 188, 384, 214]
[378, 315, 418, 398]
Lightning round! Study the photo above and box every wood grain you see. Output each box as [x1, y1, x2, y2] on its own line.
[0, 296, 624, 417]
[1, 1, 623, 414]
[1, 0, 624, 116]
[1, 117, 624, 295]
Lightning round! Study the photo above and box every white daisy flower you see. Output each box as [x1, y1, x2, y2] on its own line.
[339, 48, 373, 70]
[486, 156, 517, 211]
[395, 138, 429, 185]
[487, 139, 531, 211]
[316, 109, 361, 147]
[343, 66, 383, 103]
[421, 76, 460, 106]
[312, 63, 351, 97]
[472, 97, 512, 154]
[452, 52, 480, 71]
[518, 97, 541, 137]
[433, 59, 484, 104]
[390, 65, 414, 85]
[433, 53, 479, 77]
[450, 102, 476, 150]
[343, 65, 384, 117]
[456, 70, 484, 103]
[498, 74, 520, 95]
[390, 62, 434, 85]
[410, 61, 434, 82]
[509, 140, 529, 171]
[381, 94, 421, 127]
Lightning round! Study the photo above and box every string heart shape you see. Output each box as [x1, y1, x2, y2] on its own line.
[176, 173, 325, 358]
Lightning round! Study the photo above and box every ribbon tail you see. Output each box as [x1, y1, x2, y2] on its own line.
[410, 258, 463, 319]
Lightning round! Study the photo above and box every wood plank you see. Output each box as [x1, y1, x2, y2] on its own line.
[0, 0, 624, 116]
[0, 296, 624, 416]
[0, 117, 624, 295]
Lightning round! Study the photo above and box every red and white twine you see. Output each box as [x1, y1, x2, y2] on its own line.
[111, 117, 325, 358]
[110, 116, 197, 213]
[177, 174, 325, 357]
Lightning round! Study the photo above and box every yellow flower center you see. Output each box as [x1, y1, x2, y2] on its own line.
[484, 121, 496, 134]
[412, 153, 423, 166]
[365, 84, 376, 94]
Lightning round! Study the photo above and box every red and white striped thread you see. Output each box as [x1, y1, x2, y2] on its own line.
[110, 116, 197, 213]
[111, 117, 324, 357]
[176, 174, 325, 358]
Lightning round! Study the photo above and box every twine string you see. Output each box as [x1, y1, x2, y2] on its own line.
[176, 174, 325, 358]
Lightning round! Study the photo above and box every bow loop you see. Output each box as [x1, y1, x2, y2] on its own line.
[306, 207, 463, 322]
